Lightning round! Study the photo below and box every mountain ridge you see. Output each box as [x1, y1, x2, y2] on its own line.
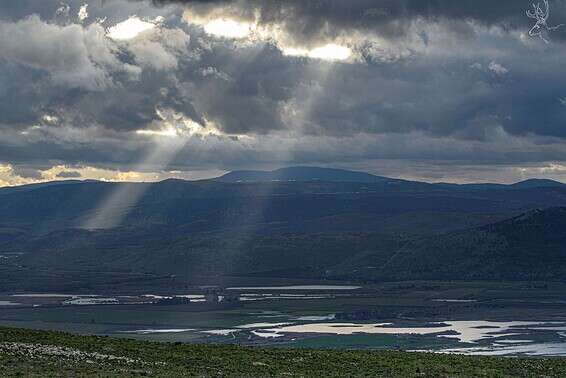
[0, 166, 564, 192]
[215, 166, 395, 183]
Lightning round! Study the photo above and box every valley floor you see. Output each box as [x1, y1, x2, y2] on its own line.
[1, 327, 566, 377]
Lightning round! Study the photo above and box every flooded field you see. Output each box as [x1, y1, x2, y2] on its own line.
[3, 281, 566, 356]
[226, 285, 362, 290]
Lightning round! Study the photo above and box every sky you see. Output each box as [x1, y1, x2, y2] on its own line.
[1, 0, 566, 186]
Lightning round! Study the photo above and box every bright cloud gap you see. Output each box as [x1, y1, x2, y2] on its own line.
[283, 44, 352, 61]
[191, 15, 352, 62]
[107, 16, 160, 40]
[203, 19, 252, 39]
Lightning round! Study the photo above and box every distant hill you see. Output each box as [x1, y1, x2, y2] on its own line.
[10, 207, 566, 290]
[216, 166, 565, 188]
[439, 179, 564, 191]
[510, 179, 565, 189]
[0, 180, 87, 195]
[2, 172, 566, 236]
[375, 207, 566, 281]
[215, 166, 394, 183]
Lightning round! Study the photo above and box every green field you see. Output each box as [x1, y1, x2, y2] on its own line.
[1, 326, 566, 377]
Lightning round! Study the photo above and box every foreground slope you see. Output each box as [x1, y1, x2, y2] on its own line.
[1, 327, 565, 377]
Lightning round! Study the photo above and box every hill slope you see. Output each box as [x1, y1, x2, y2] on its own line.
[1, 327, 565, 377]
[2, 172, 566, 289]
[7, 208, 566, 288]
[377, 208, 566, 281]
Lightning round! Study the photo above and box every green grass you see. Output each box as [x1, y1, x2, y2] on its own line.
[284, 333, 458, 350]
[1, 327, 566, 377]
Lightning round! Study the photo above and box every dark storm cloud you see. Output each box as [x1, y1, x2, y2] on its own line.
[0, 0, 566, 184]
[184, 43, 300, 134]
[149, 0, 566, 42]
[0, 64, 49, 127]
[62, 69, 204, 132]
[2, 0, 564, 138]
[137, 0, 566, 140]
[299, 51, 566, 140]
[0, 4, 197, 133]
[0, 0, 177, 24]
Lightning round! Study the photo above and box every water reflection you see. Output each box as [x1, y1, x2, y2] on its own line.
[258, 321, 564, 344]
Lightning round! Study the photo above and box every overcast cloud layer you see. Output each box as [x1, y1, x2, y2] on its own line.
[1, 0, 566, 186]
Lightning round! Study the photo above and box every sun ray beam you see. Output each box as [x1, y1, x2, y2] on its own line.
[81, 137, 186, 230]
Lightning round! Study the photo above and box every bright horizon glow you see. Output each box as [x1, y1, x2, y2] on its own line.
[203, 19, 252, 39]
[107, 16, 157, 40]
[0, 163, 227, 188]
[283, 44, 352, 61]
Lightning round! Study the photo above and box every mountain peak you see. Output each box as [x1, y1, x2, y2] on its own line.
[511, 179, 564, 189]
[215, 166, 391, 183]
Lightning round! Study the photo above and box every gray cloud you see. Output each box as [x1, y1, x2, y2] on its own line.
[152, 0, 566, 44]
[0, 0, 566, 184]
[0, 16, 128, 91]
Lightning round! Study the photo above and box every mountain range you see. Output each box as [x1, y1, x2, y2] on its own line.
[1, 166, 566, 291]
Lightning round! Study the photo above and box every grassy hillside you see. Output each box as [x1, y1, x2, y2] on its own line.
[1, 327, 566, 377]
